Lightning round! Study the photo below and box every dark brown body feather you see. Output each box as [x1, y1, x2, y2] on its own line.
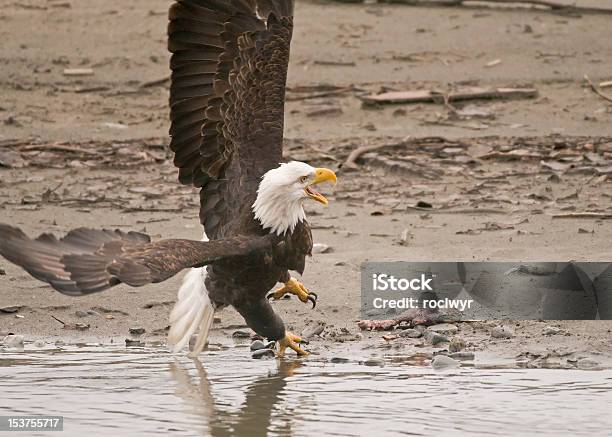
[0, 0, 309, 342]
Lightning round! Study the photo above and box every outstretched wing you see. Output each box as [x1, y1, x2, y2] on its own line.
[0, 225, 271, 296]
[168, 0, 295, 239]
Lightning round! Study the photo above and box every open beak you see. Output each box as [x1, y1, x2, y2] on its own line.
[305, 168, 337, 205]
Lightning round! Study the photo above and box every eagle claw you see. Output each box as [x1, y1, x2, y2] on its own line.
[267, 277, 318, 310]
[278, 331, 309, 357]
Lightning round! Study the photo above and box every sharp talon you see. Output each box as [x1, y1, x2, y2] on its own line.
[309, 291, 318, 299]
[307, 295, 317, 309]
[299, 338, 309, 345]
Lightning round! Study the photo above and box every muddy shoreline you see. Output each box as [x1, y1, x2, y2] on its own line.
[1, 0, 611, 367]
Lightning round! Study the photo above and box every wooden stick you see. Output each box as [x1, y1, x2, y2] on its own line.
[361, 87, 538, 105]
[584, 75, 612, 104]
[552, 212, 612, 219]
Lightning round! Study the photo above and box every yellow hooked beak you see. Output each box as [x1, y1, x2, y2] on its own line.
[304, 168, 337, 205]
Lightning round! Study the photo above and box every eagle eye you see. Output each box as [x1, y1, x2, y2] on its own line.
[299, 176, 308, 183]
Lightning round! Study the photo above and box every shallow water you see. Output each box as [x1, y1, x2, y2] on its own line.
[1, 345, 611, 436]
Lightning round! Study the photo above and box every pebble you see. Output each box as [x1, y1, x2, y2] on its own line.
[250, 340, 266, 351]
[576, 358, 599, 369]
[428, 323, 459, 335]
[425, 331, 449, 345]
[399, 328, 422, 338]
[0, 268, 5, 275]
[330, 357, 349, 363]
[4, 334, 24, 349]
[431, 355, 460, 369]
[75, 310, 89, 318]
[542, 326, 562, 336]
[491, 325, 514, 339]
[301, 323, 325, 340]
[312, 243, 332, 254]
[232, 330, 251, 339]
[34, 340, 45, 348]
[363, 358, 385, 367]
[129, 327, 146, 336]
[125, 339, 145, 347]
[449, 336, 466, 352]
[449, 351, 475, 361]
[252, 348, 275, 359]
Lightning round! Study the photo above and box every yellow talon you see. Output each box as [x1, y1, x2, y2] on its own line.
[278, 331, 309, 357]
[267, 278, 317, 308]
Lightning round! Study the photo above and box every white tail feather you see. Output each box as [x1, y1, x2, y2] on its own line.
[168, 234, 215, 355]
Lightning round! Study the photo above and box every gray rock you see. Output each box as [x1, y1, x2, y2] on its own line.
[542, 326, 562, 336]
[129, 327, 146, 336]
[125, 339, 144, 347]
[232, 330, 251, 339]
[301, 323, 325, 340]
[34, 339, 45, 348]
[252, 348, 275, 359]
[4, 335, 24, 349]
[428, 323, 459, 335]
[363, 358, 385, 367]
[75, 310, 89, 318]
[431, 355, 460, 369]
[331, 357, 349, 363]
[399, 328, 422, 338]
[449, 351, 475, 361]
[449, 336, 466, 352]
[312, 243, 332, 254]
[250, 340, 266, 351]
[491, 325, 514, 339]
[577, 358, 599, 369]
[425, 331, 449, 345]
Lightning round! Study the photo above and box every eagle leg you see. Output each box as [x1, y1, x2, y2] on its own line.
[278, 331, 309, 357]
[267, 277, 317, 308]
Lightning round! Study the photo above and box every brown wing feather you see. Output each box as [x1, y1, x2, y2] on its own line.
[0, 224, 272, 296]
[168, 0, 294, 239]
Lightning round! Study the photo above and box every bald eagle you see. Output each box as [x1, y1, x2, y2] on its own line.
[0, 0, 337, 357]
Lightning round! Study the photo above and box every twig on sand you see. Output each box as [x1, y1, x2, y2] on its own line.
[19, 144, 104, 156]
[361, 86, 538, 105]
[342, 136, 449, 169]
[51, 315, 66, 325]
[552, 212, 612, 219]
[139, 75, 171, 89]
[584, 75, 612, 104]
[286, 86, 357, 101]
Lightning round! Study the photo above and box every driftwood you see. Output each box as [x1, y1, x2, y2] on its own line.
[584, 75, 612, 104]
[140, 75, 171, 89]
[361, 87, 537, 105]
[342, 136, 449, 169]
[552, 212, 612, 220]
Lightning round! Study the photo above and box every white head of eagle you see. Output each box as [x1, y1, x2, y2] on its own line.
[252, 161, 337, 235]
